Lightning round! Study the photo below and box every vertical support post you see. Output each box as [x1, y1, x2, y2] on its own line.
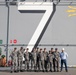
[6, 0, 10, 65]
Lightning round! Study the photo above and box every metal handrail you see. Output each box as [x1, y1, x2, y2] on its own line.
[1, 44, 76, 46]
[0, 0, 76, 5]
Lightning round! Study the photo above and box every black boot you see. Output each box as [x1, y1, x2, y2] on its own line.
[10, 71, 13, 73]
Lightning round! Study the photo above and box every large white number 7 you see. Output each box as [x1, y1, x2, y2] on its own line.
[18, 2, 54, 52]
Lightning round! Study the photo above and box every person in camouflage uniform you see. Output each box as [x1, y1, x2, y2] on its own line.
[36, 47, 40, 71]
[17, 47, 24, 72]
[50, 48, 56, 72]
[39, 48, 45, 72]
[43, 48, 48, 72]
[24, 48, 29, 71]
[54, 48, 60, 72]
[31, 48, 37, 71]
[29, 50, 33, 71]
[10, 47, 18, 73]
[48, 50, 54, 72]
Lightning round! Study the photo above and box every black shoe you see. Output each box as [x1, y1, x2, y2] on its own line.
[16, 70, 19, 72]
[27, 69, 29, 72]
[39, 70, 41, 72]
[34, 70, 36, 72]
[60, 70, 62, 72]
[20, 70, 23, 72]
[57, 70, 59, 72]
[14, 70, 18, 73]
[10, 71, 13, 73]
[54, 70, 56, 72]
[23, 69, 25, 72]
[66, 70, 68, 72]
[50, 70, 52, 72]
[36, 70, 38, 72]
[46, 70, 48, 72]
[29, 69, 31, 72]
[45, 70, 47, 72]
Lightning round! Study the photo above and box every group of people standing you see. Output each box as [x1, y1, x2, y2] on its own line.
[10, 47, 68, 73]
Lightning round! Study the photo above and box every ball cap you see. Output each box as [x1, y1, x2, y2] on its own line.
[44, 48, 46, 50]
[55, 48, 58, 50]
[40, 48, 42, 50]
[14, 47, 17, 50]
[26, 48, 29, 50]
[37, 47, 39, 49]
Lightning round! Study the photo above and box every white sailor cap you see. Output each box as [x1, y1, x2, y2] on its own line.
[62, 48, 65, 50]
